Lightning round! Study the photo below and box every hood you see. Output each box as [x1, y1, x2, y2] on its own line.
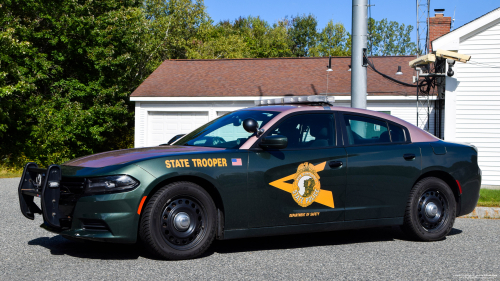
[64, 146, 225, 168]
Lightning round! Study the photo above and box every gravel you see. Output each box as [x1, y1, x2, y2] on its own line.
[1, 177, 499, 280]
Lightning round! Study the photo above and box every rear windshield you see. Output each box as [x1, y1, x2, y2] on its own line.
[175, 110, 279, 149]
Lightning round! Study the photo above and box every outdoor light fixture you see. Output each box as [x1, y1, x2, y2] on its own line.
[447, 59, 455, 77]
[395, 66, 403, 75]
[326, 56, 333, 71]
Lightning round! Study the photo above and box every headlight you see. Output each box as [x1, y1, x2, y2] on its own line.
[85, 175, 139, 195]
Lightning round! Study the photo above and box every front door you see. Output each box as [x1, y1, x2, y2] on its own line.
[247, 112, 347, 228]
[341, 113, 421, 221]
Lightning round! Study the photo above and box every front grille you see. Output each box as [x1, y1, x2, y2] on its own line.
[60, 177, 86, 195]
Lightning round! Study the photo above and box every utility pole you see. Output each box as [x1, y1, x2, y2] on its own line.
[351, 0, 368, 109]
[416, 0, 431, 132]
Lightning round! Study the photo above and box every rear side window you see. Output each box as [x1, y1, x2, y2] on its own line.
[389, 123, 406, 143]
[343, 115, 390, 145]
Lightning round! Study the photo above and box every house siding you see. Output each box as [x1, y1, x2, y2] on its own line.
[447, 20, 500, 185]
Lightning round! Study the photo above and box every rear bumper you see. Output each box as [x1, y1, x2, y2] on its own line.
[457, 171, 481, 217]
[18, 163, 142, 244]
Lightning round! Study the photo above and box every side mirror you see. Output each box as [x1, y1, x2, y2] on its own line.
[243, 118, 259, 133]
[259, 135, 288, 150]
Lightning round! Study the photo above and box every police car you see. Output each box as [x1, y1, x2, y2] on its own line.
[18, 96, 481, 260]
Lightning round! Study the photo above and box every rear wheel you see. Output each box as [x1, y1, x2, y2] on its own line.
[139, 181, 217, 260]
[401, 177, 456, 241]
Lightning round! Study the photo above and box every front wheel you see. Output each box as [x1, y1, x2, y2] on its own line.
[401, 177, 456, 241]
[139, 181, 217, 260]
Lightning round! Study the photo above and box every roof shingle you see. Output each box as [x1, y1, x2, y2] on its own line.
[131, 56, 417, 97]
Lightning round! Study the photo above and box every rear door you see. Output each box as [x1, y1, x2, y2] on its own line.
[340, 113, 421, 221]
[247, 112, 347, 228]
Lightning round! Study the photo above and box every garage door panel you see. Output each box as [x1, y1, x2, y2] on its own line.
[147, 111, 209, 147]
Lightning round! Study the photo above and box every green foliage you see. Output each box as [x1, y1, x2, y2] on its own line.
[288, 14, 319, 57]
[187, 16, 292, 59]
[0, 0, 151, 166]
[368, 18, 417, 56]
[144, 0, 212, 60]
[315, 20, 351, 57]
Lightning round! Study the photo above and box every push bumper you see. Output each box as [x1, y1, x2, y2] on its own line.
[18, 163, 141, 243]
[18, 163, 66, 229]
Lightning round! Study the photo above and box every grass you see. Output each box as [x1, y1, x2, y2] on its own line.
[477, 189, 500, 207]
[0, 166, 23, 178]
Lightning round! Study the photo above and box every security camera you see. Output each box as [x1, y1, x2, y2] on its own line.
[435, 49, 471, 62]
[447, 59, 455, 77]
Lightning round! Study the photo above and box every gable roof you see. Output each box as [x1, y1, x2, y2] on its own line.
[131, 56, 416, 98]
[433, 7, 500, 50]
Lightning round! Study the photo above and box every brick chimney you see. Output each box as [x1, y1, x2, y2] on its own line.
[428, 9, 451, 52]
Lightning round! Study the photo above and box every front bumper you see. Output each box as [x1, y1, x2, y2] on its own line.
[18, 163, 144, 244]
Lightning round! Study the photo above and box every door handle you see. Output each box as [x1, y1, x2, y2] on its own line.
[328, 161, 343, 168]
[403, 153, 416, 161]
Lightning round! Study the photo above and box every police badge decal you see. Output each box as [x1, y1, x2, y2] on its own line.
[292, 162, 321, 207]
[269, 161, 335, 209]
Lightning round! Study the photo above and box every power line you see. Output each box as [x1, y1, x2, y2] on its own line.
[367, 59, 417, 87]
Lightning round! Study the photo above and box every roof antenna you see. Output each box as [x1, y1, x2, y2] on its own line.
[326, 55, 333, 96]
[451, 7, 456, 30]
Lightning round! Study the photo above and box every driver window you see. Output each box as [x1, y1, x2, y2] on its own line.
[269, 114, 335, 149]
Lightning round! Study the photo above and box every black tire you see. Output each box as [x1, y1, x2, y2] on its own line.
[139, 181, 217, 260]
[401, 177, 456, 241]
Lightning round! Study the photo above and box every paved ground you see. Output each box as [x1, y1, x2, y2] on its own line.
[1, 178, 499, 280]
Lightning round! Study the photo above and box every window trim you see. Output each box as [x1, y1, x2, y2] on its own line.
[250, 111, 339, 151]
[387, 122, 410, 144]
[339, 112, 412, 147]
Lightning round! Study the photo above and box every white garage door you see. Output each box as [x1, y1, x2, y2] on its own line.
[147, 111, 209, 146]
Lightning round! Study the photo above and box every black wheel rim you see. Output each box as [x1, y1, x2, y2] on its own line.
[159, 196, 207, 250]
[417, 189, 449, 232]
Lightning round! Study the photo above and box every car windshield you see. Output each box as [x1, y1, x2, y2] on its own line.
[174, 110, 279, 149]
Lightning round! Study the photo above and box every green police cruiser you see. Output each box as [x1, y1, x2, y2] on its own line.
[18, 95, 481, 260]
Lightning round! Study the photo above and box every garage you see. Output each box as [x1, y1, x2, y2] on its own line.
[147, 111, 209, 146]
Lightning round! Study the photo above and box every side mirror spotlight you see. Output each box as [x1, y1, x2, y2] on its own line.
[243, 118, 263, 135]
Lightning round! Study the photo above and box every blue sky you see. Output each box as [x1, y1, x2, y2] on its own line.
[205, 0, 500, 42]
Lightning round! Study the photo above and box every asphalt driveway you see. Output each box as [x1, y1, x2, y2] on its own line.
[1, 178, 498, 280]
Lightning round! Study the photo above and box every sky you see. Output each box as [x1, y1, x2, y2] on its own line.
[205, 0, 500, 43]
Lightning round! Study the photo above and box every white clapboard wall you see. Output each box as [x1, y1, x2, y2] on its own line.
[451, 19, 500, 185]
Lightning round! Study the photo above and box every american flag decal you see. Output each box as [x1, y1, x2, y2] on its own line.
[231, 158, 242, 166]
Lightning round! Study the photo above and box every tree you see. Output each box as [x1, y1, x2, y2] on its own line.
[315, 20, 351, 57]
[367, 18, 417, 56]
[187, 16, 292, 59]
[287, 14, 319, 57]
[0, 0, 155, 166]
[186, 21, 250, 59]
[144, 0, 212, 60]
